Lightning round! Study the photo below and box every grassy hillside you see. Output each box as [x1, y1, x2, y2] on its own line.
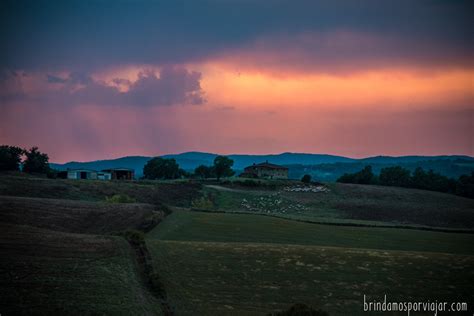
[0, 223, 161, 315]
[0, 195, 163, 234]
[206, 181, 474, 230]
[0, 173, 201, 207]
[146, 211, 474, 315]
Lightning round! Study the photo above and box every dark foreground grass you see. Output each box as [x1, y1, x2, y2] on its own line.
[147, 240, 474, 316]
[146, 209, 474, 314]
[148, 210, 474, 255]
[0, 223, 161, 315]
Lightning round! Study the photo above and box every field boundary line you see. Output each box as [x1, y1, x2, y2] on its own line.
[189, 209, 474, 234]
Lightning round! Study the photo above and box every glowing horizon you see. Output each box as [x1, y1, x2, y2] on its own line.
[1, 1, 472, 162]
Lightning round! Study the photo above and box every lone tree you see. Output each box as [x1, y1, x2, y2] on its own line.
[194, 164, 214, 179]
[301, 174, 312, 183]
[213, 156, 234, 180]
[0, 145, 25, 171]
[143, 157, 184, 180]
[23, 147, 50, 174]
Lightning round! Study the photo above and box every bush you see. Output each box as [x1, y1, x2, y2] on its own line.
[379, 166, 411, 187]
[120, 229, 145, 244]
[194, 164, 215, 179]
[138, 212, 163, 232]
[191, 196, 214, 210]
[337, 165, 376, 184]
[149, 271, 166, 295]
[456, 172, 474, 198]
[410, 168, 456, 193]
[301, 174, 312, 183]
[105, 194, 137, 203]
[239, 179, 261, 187]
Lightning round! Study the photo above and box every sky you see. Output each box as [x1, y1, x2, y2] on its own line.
[0, 0, 473, 162]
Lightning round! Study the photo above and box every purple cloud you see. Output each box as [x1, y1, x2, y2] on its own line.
[43, 66, 205, 107]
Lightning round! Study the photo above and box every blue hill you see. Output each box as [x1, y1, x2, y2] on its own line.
[50, 152, 474, 179]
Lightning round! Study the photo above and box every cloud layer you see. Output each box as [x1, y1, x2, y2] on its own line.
[2, 66, 205, 107]
[1, 0, 472, 72]
[0, 0, 472, 161]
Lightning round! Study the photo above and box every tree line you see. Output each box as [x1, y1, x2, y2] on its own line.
[337, 165, 474, 198]
[1, 144, 237, 181]
[143, 155, 235, 180]
[0, 145, 50, 174]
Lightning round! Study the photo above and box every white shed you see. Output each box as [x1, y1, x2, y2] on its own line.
[67, 169, 98, 180]
[97, 171, 112, 180]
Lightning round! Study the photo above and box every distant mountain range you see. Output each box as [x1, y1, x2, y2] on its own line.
[50, 152, 474, 180]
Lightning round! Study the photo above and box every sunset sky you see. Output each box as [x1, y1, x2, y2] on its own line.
[1, 0, 473, 162]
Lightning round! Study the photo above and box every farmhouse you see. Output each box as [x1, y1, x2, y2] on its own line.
[102, 168, 134, 180]
[241, 161, 289, 179]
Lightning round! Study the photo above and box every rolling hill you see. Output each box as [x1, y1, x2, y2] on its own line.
[50, 152, 474, 179]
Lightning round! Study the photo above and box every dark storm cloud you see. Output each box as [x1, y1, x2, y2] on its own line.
[11, 66, 205, 107]
[0, 0, 472, 71]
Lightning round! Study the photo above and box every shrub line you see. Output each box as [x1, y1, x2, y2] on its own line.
[121, 230, 174, 316]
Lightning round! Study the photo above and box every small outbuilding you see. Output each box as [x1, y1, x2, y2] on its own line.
[102, 168, 134, 180]
[66, 169, 98, 180]
[97, 171, 112, 180]
[240, 161, 289, 179]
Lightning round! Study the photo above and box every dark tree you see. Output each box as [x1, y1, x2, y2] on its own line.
[411, 167, 429, 190]
[456, 172, 474, 199]
[379, 166, 411, 187]
[194, 164, 214, 179]
[213, 156, 234, 180]
[423, 169, 456, 193]
[0, 145, 25, 171]
[143, 157, 183, 180]
[301, 174, 312, 183]
[337, 165, 375, 184]
[23, 147, 50, 174]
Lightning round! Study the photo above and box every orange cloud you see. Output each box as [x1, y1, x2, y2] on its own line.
[199, 62, 473, 110]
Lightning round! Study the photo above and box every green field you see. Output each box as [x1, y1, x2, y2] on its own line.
[1, 174, 474, 315]
[146, 210, 474, 315]
[148, 210, 474, 254]
[148, 240, 473, 315]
